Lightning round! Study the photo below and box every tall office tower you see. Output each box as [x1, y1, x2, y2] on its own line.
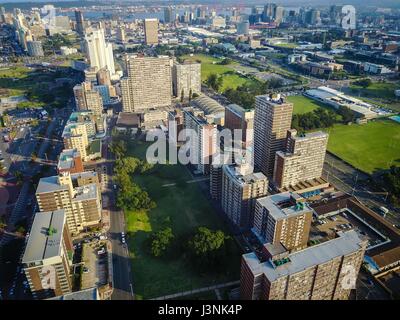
[84, 28, 115, 75]
[273, 130, 328, 190]
[221, 162, 268, 229]
[164, 6, 173, 23]
[274, 6, 284, 25]
[36, 172, 102, 235]
[262, 3, 276, 22]
[0, 7, 5, 23]
[62, 123, 89, 160]
[144, 18, 159, 45]
[237, 21, 250, 35]
[307, 9, 321, 25]
[73, 82, 104, 115]
[22, 210, 73, 300]
[96, 67, 111, 86]
[252, 192, 313, 251]
[172, 61, 201, 98]
[330, 5, 341, 25]
[241, 230, 367, 300]
[121, 55, 172, 112]
[253, 94, 293, 177]
[75, 10, 85, 35]
[116, 26, 126, 43]
[182, 108, 218, 175]
[224, 104, 254, 148]
[57, 149, 84, 174]
[26, 40, 44, 57]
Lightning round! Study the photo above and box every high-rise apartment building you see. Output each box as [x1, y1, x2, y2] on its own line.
[75, 10, 85, 35]
[22, 210, 73, 299]
[241, 230, 367, 300]
[73, 81, 104, 115]
[172, 61, 201, 98]
[253, 94, 293, 177]
[121, 55, 172, 112]
[224, 104, 254, 148]
[182, 107, 218, 175]
[237, 21, 250, 35]
[252, 192, 313, 251]
[144, 18, 159, 45]
[84, 28, 115, 75]
[96, 68, 111, 86]
[36, 172, 102, 235]
[221, 162, 268, 229]
[273, 130, 328, 190]
[274, 6, 284, 25]
[62, 123, 89, 161]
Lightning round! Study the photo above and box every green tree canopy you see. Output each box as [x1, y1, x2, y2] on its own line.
[151, 227, 174, 257]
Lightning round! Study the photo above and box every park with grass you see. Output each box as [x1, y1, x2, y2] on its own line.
[111, 137, 241, 299]
[326, 119, 400, 174]
[286, 95, 333, 115]
[181, 54, 257, 92]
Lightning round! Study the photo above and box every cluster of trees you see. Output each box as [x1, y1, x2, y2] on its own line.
[292, 108, 336, 131]
[352, 78, 372, 88]
[206, 74, 224, 92]
[383, 166, 400, 206]
[42, 34, 73, 53]
[109, 140, 156, 212]
[149, 226, 231, 271]
[224, 78, 284, 109]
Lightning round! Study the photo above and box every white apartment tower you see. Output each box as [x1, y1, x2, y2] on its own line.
[84, 28, 115, 75]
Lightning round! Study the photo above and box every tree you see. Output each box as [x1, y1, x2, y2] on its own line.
[14, 171, 24, 185]
[109, 140, 127, 160]
[337, 106, 355, 123]
[151, 227, 174, 257]
[192, 92, 199, 99]
[206, 74, 223, 92]
[383, 166, 400, 205]
[189, 227, 227, 256]
[0, 216, 6, 230]
[353, 78, 372, 88]
[189, 88, 193, 102]
[0, 162, 4, 174]
[114, 157, 141, 175]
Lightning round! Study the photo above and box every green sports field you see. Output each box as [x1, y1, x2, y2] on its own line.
[181, 54, 256, 91]
[123, 140, 241, 299]
[326, 120, 400, 174]
[286, 95, 331, 115]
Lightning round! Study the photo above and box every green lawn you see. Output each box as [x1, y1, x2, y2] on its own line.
[327, 120, 400, 174]
[350, 82, 398, 100]
[287, 95, 326, 115]
[181, 54, 256, 91]
[123, 139, 241, 299]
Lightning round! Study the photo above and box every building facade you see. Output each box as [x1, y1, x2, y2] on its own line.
[172, 61, 201, 98]
[253, 95, 293, 177]
[121, 55, 172, 112]
[273, 130, 328, 190]
[22, 210, 73, 299]
[144, 18, 159, 45]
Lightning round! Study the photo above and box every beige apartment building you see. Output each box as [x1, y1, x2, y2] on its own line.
[63, 123, 89, 161]
[36, 172, 102, 235]
[273, 129, 329, 190]
[240, 230, 367, 300]
[22, 210, 73, 300]
[73, 81, 104, 115]
[254, 94, 293, 177]
[172, 61, 201, 98]
[144, 18, 159, 45]
[121, 55, 172, 112]
[221, 162, 268, 229]
[253, 192, 313, 251]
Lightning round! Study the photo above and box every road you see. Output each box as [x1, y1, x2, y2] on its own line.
[101, 117, 134, 300]
[323, 153, 400, 226]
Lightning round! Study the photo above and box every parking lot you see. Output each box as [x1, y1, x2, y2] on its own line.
[310, 209, 388, 248]
[81, 240, 109, 290]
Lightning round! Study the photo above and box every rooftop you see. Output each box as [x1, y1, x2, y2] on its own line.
[244, 230, 365, 283]
[22, 210, 66, 264]
[48, 287, 99, 300]
[57, 149, 81, 171]
[256, 192, 313, 221]
[191, 94, 225, 116]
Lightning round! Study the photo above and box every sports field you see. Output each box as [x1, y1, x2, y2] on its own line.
[327, 120, 400, 174]
[123, 140, 241, 299]
[286, 95, 331, 115]
[181, 54, 255, 91]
